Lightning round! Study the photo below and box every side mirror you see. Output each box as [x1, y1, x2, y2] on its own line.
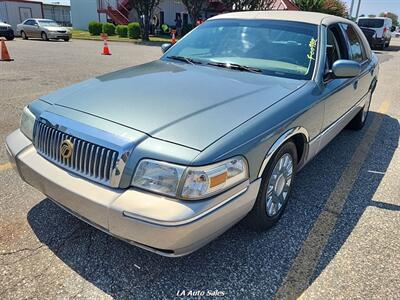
[332, 60, 361, 78]
[161, 43, 172, 53]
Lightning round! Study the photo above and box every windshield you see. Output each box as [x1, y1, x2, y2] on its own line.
[358, 19, 384, 28]
[38, 20, 60, 27]
[163, 19, 319, 80]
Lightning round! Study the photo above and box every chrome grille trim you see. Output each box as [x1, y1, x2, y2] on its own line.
[34, 121, 121, 187]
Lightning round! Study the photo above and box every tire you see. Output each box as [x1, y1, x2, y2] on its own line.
[248, 141, 298, 230]
[6, 34, 14, 41]
[385, 39, 391, 48]
[348, 93, 372, 130]
[63, 37, 70, 42]
[21, 31, 28, 40]
[41, 32, 49, 41]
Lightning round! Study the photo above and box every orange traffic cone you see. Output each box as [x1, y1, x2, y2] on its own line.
[171, 29, 177, 45]
[101, 39, 111, 56]
[0, 38, 14, 62]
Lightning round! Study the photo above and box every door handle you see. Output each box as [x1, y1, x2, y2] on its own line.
[353, 80, 359, 89]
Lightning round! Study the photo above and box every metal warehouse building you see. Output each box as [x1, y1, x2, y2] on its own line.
[0, 0, 44, 31]
[43, 3, 71, 26]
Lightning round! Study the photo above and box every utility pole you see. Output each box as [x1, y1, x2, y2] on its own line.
[349, 0, 355, 19]
[355, 0, 362, 19]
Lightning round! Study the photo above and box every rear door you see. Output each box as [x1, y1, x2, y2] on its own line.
[22, 20, 31, 36]
[23, 19, 37, 37]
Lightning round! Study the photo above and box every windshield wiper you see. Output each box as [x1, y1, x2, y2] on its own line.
[207, 61, 262, 74]
[167, 56, 202, 65]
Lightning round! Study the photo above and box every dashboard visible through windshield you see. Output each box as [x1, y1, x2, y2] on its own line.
[163, 19, 319, 80]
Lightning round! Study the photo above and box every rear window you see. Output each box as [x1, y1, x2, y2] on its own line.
[358, 19, 384, 28]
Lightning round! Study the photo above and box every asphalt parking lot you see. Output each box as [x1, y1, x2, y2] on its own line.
[1, 38, 399, 299]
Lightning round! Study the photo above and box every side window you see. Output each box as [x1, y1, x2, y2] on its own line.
[25, 20, 37, 26]
[340, 24, 366, 63]
[325, 24, 347, 76]
[326, 28, 341, 71]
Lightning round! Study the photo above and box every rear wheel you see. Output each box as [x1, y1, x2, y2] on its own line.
[41, 32, 48, 41]
[248, 141, 298, 230]
[348, 93, 372, 130]
[21, 31, 28, 40]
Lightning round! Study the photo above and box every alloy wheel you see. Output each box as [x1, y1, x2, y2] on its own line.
[265, 153, 294, 217]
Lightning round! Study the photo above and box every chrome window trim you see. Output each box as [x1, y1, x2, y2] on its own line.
[34, 112, 135, 188]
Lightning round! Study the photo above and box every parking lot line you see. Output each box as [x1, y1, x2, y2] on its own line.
[0, 162, 13, 172]
[275, 100, 391, 299]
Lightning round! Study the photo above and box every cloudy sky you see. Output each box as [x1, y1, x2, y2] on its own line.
[343, 0, 400, 17]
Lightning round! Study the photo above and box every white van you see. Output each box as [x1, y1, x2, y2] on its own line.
[358, 17, 393, 49]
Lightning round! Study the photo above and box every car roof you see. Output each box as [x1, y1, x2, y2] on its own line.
[209, 11, 349, 26]
[358, 17, 389, 20]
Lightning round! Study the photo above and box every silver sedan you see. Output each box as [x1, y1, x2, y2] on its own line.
[17, 19, 71, 41]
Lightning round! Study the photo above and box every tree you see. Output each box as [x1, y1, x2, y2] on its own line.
[221, 0, 275, 11]
[379, 12, 399, 26]
[294, 0, 323, 12]
[321, 0, 347, 17]
[294, 0, 347, 17]
[129, 0, 160, 41]
[182, 0, 207, 24]
[368, 14, 376, 18]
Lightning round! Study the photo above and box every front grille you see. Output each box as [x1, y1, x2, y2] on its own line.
[57, 30, 66, 33]
[34, 122, 119, 186]
[0, 26, 9, 31]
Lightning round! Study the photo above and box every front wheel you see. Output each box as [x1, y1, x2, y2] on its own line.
[6, 34, 14, 41]
[248, 141, 298, 230]
[63, 37, 70, 42]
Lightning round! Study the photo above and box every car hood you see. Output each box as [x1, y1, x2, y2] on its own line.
[40, 60, 306, 150]
[0, 22, 11, 27]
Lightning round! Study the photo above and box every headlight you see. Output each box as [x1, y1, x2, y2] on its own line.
[181, 158, 248, 200]
[132, 160, 185, 197]
[132, 157, 248, 200]
[20, 106, 36, 140]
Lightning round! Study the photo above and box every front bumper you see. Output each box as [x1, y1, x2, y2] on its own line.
[6, 129, 260, 257]
[47, 32, 71, 39]
[370, 36, 386, 47]
[0, 29, 14, 38]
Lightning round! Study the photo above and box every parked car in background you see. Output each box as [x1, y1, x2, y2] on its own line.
[17, 19, 71, 41]
[0, 20, 14, 40]
[358, 17, 393, 49]
[6, 11, 379, 257]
